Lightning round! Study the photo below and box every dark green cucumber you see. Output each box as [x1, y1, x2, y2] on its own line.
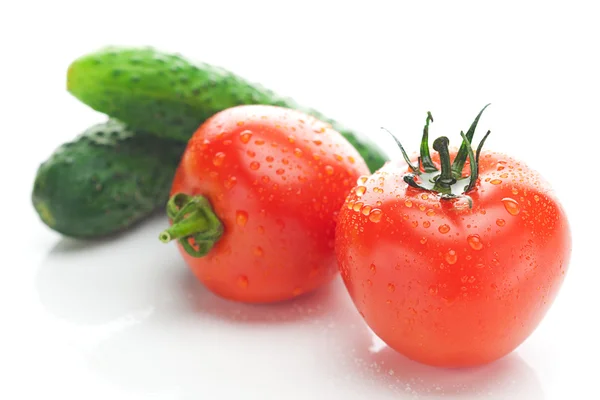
[32, 120, 186, 238]
[67, 46, 388, 172]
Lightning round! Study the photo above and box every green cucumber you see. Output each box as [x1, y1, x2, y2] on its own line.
[32, 120, 186, 238]
[67, 46, 388, 172]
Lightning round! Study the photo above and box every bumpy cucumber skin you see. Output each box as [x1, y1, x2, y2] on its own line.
[67, 46, 388, 172]
[32, 120, 186, 238]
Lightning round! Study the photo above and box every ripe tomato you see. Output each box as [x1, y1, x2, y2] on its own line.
[335, 106, 571, 367]
[159, 105, 369, 303]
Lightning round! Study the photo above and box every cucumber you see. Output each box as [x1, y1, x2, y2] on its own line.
[67, 46, 388, 172]
[32, 120, 186, 238]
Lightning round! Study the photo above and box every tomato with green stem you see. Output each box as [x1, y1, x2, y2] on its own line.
[159, 104, 370, 303]
[335, 105, 571, 367]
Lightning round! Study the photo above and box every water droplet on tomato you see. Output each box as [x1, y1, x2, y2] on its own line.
[294, 148, 303, 157]
[276, 168, 285, 175]
[254, 247, 264, 257]
[426, 209, 435, 217]
[420, 237, 427, 245]
[511, 187, 519, 195]
[254, 139, 265, 145]
[404, 200, 413, 208]
[212, 152, 225, 166]
[500, 173, 509, 179]
[237, 275, 249, 288]
[287, 135, 295, 144]
[534, 194, 540, 202]
[467, 234, 483, 250]
[423, 221, 431, 228]
[249, 161, 260, 170]
[361, 205, 372, 216]
[334, 154, 343, 162]
[502, 198, 520, 215]
[247, 150, 256, 158]
[358, 176, 368, 184]
[421, 193, 429, 200]
[438, 224, 450, 234]
[236, 210, 248, 227]
[368, 209, 383, 223]
[325, 165, 334, 175]
[224, 176, 237, 189]
[428, 285, 438, 295]
[468, 276, 476, 283]
[356, 186, 366, 196]
[476, 263, 485, 269]
[348, 156, 356, 164]
[239, 130, 252, 143]
[346, 200, 355, 210]
[236, 121, 244, 126]
[496, 218, 506, 226]
[370, 263, 377, 273]
[313, 140, 322, 146]
[490, 179, 502, 185]
[314, 127, 326, 134]
[261, 176, 270, 184]
[387, 283, 395, 292]
[445, 250, 457, 264]
[266, 155, 274, 162]
[353, 202, 364, 212]
[366, 279, 373, 287]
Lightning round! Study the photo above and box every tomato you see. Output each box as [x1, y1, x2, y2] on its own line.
[335, 106, 572, 367]
[159, 105, 370, 303]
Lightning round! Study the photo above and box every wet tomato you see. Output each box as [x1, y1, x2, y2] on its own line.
[335, 106, 571, 367]
[159, 105, 369, 303]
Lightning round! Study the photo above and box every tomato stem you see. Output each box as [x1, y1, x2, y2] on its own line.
[451, 103, 490, 178]
[432, 137, 456, 193]
[460, 131, 478, 193]
[158, 193, 224, 257]
[420, 112, 438, 173]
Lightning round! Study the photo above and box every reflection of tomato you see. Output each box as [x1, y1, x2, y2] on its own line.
[159, 105, 370, 303]
[335, 107, 572, 367]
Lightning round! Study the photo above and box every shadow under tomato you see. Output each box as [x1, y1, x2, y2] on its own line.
[344, 326, 544, 399]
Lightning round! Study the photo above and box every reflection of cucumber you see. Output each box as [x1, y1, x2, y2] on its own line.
[67, 46, 388, 172]
[32, 120, 186, 238]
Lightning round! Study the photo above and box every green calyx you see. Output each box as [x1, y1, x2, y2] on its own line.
[158, 193, 224, 257]
[386, 104, 492, 203]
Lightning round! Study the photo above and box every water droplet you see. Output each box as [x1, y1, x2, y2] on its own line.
[247, 150, 256, 157]
[500, 173, 509, 178]
[370, 263, 377, 273]
[292, 287, 303, 296]
[511, 187, 519, 195]
[496, 218, 506, 226]
[534, 194, 540, 202]
[445, 250, 457, 265]
[287, 135, 295, 144]
[254, 247, 264, 257]
[461, 286, 468, 292]
[420, 237, 428, 245]
[476, 263, 485, 269]
[276, 168, 285, 175]
[502, 198, 520, 215]
[468, 276, 476, 283]
[249, 161, 260, 170]
[438, 224, 450, 234]
[294, 148, 303, 157]
[352, 202, 364, 212]
[237, 275, 249, 288]
[421, 193, 429, 200]
[366, 279, 373, 287]
[334, 154, 343, 162]
[346, 200, 355, 210]
[358, 176, 368, 184]
[490, 179, 502, 185]
[212, 152, 226, 166]
[467, 234, 483, 250]
[423, 221, 431, 228]
[325, 165, 334, 175]
[355, 186, 366, 197]
[404, 200, 413, 208]
[411, 221, 419, 228]
[261, 176, 270, 184]
[282, 158, 289, 165]
[255, 139, 265, 145]
[369, 209, 383, 223]
[313, 140, 322, 146]
[461, 275, 468, 283]
[314, 127, 326, 134]
[224, 176, 237, 189]
[222, 139, 232, 146]
[236, 121, 244, 126]
[348, 156, 356, 164]
[426, 209, 435, 217]
[266, 155, 274, 162]
[239, 130, 252, 143]
[428, 285, 438, 295]
[361, 205, 372, 216]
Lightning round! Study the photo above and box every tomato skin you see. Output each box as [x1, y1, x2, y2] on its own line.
[335, 150, 571, 367]
[170, 105, 369, 303]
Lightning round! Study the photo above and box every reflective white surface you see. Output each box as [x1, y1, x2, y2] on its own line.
[2, 1, 599, 398]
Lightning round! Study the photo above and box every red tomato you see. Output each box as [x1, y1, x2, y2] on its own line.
[159, 105, 369, 303]
[335, 107, 571, 367]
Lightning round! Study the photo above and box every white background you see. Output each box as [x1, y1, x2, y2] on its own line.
[1, 1, 599, 399]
